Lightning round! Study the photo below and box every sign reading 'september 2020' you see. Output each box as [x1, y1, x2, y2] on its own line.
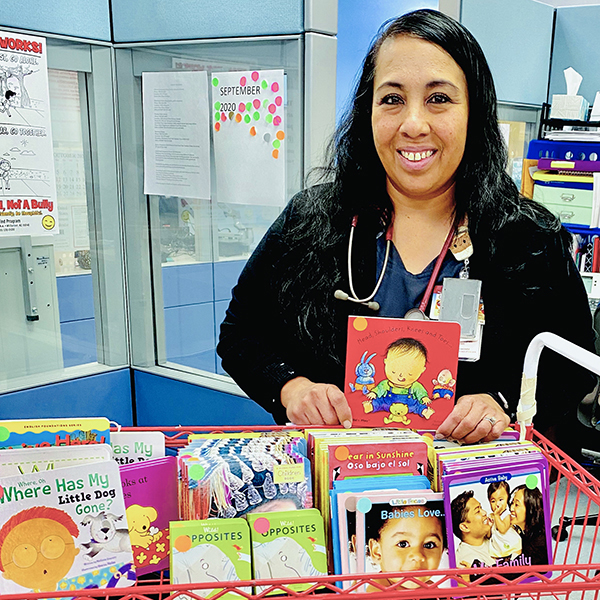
[0, 31, 58, 237]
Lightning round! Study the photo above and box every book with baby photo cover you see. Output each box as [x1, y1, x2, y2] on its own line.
[443, 456, 552, 584]
[345, 316, 460, 429]
[348, 490, 449, 592]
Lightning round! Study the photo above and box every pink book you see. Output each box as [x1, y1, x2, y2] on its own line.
[120, 456, 178, 575]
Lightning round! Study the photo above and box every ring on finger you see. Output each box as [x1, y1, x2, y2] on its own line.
[484, 415, 497, 426]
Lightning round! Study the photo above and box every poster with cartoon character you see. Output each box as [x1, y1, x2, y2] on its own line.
[345, 317, 460, 428]
[0, 459, 135, 595]
[0, 31, 59, 237]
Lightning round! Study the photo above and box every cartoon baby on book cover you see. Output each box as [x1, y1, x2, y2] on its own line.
[345, 317, 460, 428]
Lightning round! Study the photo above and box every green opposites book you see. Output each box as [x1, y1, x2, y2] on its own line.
[247, 508, 328, 593]
[170, 518, 251, 599]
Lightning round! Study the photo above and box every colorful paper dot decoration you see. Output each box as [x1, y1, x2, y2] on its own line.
[263, 133, 271, 142]
[271, 82, 279, 92]
[273, 115, 282, 126]
[212, 77, 219, 87]
[353, 317, 368, 331]
[273, 139, 280, 149]
[239, 102, 245, 113]
[261, 80, 268, 89]
[244, 114, 251, 123]
[275, 96, 282, 106]
[240, 76, 247, 86]
[253, 111, 260, 121]
[229, 111, 234, 120]
[266, 114, 273, 124]
[235, 113, 242, 122]
[253, 517, 270, 534]
[268, 104, 276, 114]
[214, 122, 220, 131]
[263, 99, 269, 108]
[272, 149, 279, 159]
[220, 113, 227, 122]
[214, 112, 220, 122]
[253, 99, 261, 109]
[250, 126, 256, 136]
[189, 464, 205, 480]
[526, 474, 539, 489]
[246, 102, 252, 111]
[0, 426, 9, 442]
[214, 101, 221, 111]
[357, 498, 372, 513]
[174, 535, 192, 553]
[334, 446, 350, 461]
[276, 130, 285, 140]
[251, 71, 259, 82]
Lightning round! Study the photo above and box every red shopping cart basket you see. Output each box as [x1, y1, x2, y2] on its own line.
[1, 333, 599, 600]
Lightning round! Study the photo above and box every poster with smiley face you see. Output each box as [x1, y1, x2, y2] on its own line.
[0, 30, 59, 237]
[211, 69, 285, 207]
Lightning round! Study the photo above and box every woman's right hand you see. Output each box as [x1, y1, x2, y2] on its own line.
[281, 376, 353, 428]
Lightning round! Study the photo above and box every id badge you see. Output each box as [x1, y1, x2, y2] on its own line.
[430, 280, 485, 361]
[439, 278, 481, 339]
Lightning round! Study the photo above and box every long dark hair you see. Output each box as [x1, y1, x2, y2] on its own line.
[276, 9, 559, 359]
[511, 484, 545, 538]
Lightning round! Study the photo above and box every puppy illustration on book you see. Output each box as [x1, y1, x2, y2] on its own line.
[80, 511, 131, 559]
[126, 504, 164, 549]
[363, 338, 434, 422]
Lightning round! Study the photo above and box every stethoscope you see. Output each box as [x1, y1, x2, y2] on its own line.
[334, 215, 456, 319]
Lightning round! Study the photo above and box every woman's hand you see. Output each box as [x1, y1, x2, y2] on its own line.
[281, 376, 353, 428]
[435, 393, 510, 444]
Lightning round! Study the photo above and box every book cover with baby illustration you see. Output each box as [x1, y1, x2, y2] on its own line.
[345, 317, 460, 429]
[0, 459, 135, 596]
[247, 508, 327, 593]
[120, 456, 178, 575]
[170, 517, 251, 599]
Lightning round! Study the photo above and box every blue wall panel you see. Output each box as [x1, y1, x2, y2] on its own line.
[134, 370, 275, 426]
[0, 0, 111, 41]
[214, 260, 245, 302]
[57, 274, 95, 322]
[336, 0, 437, 119]
[162, 263, 213, 308]
[61, 319, 97, 367]
[461, 0, 554, 106]
[0, 369, 132, 424]
[164, 303, 216, 371]
[111, 0, 303, 43]
[549, 6, 600, 106]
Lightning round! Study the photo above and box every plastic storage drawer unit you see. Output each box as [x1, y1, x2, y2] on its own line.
[533, 184, 593, 226]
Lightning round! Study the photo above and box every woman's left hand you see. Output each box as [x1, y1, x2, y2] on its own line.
[435, 393, 510, 444]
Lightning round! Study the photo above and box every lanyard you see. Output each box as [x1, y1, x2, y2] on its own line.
[405, 226, 456, 319]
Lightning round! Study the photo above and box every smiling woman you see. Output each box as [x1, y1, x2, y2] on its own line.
[217, 9, 596, 451]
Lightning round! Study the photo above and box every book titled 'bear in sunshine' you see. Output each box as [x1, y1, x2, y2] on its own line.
[345, 317, 460, 429]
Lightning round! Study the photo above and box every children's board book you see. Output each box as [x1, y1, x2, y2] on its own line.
[336, 490, 448, 591]
[0, 417, 111, 449]
[0, 444, 113, 477]
[170, 518, 251, 599]
[345, 317, 460, 429]
[443, 457, 551, 584]
[120, 456, 178, 575]
[247, 508, 327, 593]
[0, 459, 135, 596]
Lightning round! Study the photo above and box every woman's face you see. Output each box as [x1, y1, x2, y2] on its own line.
[510, 488, 527, 530]
[369, 513, 444, 588]
[371, 35, 469, 205]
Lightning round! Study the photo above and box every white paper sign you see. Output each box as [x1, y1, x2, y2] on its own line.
[142, 70, 211, 199]
[0, 31, 58, 237]
[211, 69, 285, 206]
[110, 431, 165, 465]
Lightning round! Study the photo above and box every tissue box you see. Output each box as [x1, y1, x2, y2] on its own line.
[550, 94, 589, 120]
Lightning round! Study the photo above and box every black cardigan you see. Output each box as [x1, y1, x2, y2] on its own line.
[218, 187, 596, 430]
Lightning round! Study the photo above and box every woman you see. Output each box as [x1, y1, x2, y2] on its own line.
[217, 9, 596, 443]
[509, 485, 549, 566]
